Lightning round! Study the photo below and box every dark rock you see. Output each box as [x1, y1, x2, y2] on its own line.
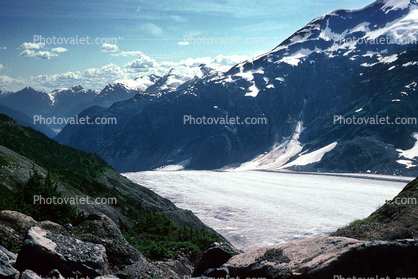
[203, 266, 230, 278]
[223, 236, 418, 278]
[74, 214, 141, 268]
[0, 249, 19, 278]
[0, 245, 17, 265]
[75, 214, 128, 245]
[38, 221, 69, 236]
[45, 269, 65, 279]
[0, 210, 38, 244]
[157, 253, 195, 279]
[15, 226, 108, 278]
[192, 242, 241, 277]
[113, 255, 167, 279]
[76, 201, 133, 230]
[63, 223, 73, 231]
[0, 211, 68, 245]
[19, 270, 42, 279]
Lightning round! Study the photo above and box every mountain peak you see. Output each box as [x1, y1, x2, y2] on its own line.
[71, 85, 83, 92]
[378, 0, 416, 11]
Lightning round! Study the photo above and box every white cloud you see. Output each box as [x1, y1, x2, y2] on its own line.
[212, 54, 249, 66]
[0, 47, 6, 50]
[0, 75, 25, 86]
[170, 15, 186, 22]
[111, 51, 143, 57]
[18, 42, 67, 59]
[139, 23, 163, 36]
[19, 50, 59, 59]
[178, 41, 190, 46]
[0, 65, 3, 71]
[5, 52, 249, 91]
[20, 42, 45, 50]
[101, 44, 119, 52]
[31, 64, 128, 90]
[125, 55, 159, 70]
[51, 47, 68, 53]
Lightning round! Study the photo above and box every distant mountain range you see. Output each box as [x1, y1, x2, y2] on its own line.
[4, 0, 418, 175]
[0, 65, 213, 133]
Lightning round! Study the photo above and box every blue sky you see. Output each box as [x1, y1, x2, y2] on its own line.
[0, 0, 374, 92]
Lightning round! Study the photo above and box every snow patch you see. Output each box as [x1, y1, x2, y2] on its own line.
[277, 49, 315, 66]
[245, 83, 260, 97]
[397, 133, 418, 159]
[382, 0, 410, 12]
[280, 142, 338, 169]
[154, 158, 191, 171]
[379, 54, 398, 64]
[236, 122, 305, 170]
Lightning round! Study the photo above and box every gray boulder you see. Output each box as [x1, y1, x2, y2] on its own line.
[203, 266, 230, 278]
[45, 269, 65, 279]
[113, 254, 167, 279]
[0, 210, 38, 244]
[223, 236, 418, 278]
[0, 211, 68, 247]
[19, 270, 42, 279]
[0, 249, 19, 279]
[74, 214, 141, 268]
[0, 245, 17, 265]
[192, 242, 241, 277]
[15, 226, 108, 278]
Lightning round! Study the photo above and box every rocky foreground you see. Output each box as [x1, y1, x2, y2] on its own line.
[1, 207, 418, 279]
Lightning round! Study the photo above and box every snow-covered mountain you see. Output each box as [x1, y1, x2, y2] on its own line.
[56, 0, 418, 174]
[0, 65, 213, 131]
[0, 90, 13, 100]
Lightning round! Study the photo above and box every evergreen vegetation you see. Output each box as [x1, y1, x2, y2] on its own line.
[0, 114, 109, 189]
[123, 209, 224, 261]
[0, 168, 77, 224]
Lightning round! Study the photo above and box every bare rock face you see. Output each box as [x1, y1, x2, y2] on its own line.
[0, 249, 19, 278]
[192, 242, 242, 277]
[112, 255, 167, 279]
[74, 214, 141, 268]
[0, 211, 69, 246]
[0, 245, 16, 265]
[19, 270, 42, 279]
[222, 236, 418, 279]
[15, 226, 108, 278]
[0, 210, 38, 244]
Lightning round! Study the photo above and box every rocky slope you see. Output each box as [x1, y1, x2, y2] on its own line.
[0, 114, 225, 278]
[332, 176, 418, 240]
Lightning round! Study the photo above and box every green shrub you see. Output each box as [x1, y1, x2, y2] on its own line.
[123, 210, 223, 261]
[1, 168, 77, 224]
